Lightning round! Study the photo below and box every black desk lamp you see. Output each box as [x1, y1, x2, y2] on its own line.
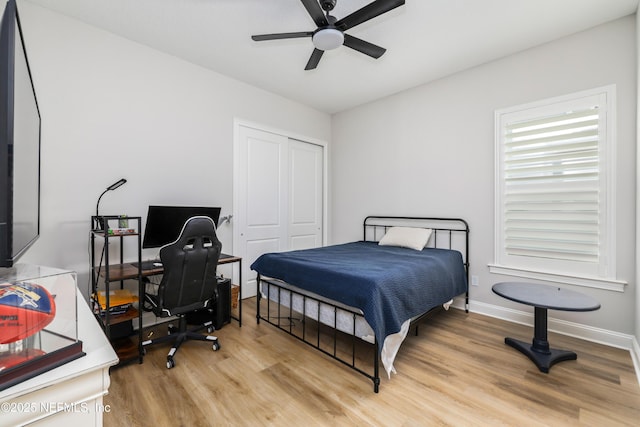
[95, 178, 127, 230]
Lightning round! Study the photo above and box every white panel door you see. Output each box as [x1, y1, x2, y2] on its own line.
[235, 124, 324, 298]
[235, 125, 288, 298]
[288, 139, 323, 250]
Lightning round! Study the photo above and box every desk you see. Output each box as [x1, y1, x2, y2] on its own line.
[103, 254, 242, 327]
[492, 282, 600, 373]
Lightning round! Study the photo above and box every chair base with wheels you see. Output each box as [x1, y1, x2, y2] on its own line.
[141, 315, 220, 369]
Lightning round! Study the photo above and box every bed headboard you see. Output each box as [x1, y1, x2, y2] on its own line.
[363, 216, 470, 309]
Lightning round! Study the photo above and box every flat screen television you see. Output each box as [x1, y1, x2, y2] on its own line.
[142, 205, 221, 249]
[0, 0, 41, 268]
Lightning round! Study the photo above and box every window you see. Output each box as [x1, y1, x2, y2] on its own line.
[491, 86, 623, 291]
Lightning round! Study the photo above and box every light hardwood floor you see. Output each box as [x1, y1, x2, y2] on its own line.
[104, 299, 640, 426]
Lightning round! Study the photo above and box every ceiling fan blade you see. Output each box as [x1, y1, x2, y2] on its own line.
[305, 48, 324, 70]
[335, 0, 405, 31]
[300, 0, 328, 27]
[343, 34, 386, 58]
[252, 32, 313, 41]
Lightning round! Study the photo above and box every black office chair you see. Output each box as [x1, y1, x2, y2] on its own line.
[141, 216, 222, 368]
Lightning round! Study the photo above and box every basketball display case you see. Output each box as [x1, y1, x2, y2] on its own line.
[0, 264, 84, 391]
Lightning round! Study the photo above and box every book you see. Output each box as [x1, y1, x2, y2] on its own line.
[95, 289, 138, 311]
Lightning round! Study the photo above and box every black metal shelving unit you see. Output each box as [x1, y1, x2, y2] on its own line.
[90, 215, 143, 366]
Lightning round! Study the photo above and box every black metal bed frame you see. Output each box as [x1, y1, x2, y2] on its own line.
[255, 216, 470, 393]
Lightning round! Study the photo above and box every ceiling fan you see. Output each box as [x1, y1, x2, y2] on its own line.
[251, 0, 405, 70]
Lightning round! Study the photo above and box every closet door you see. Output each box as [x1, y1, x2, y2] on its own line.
[234, 124, 323, 298]
[288, 139, 323, 250]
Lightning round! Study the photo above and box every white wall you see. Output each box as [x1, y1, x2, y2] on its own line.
[332, 16, 637, 339]
[13, 2, 331, 298]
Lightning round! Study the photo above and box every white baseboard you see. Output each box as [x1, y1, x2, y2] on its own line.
[452, 297, 640, 384]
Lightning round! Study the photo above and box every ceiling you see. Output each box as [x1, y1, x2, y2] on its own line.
[24, 0, 639, 114]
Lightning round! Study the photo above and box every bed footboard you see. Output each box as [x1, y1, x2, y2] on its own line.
[256, 274, 381, 392]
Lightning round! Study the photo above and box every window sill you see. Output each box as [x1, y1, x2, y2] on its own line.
[488, 264, 627, 292]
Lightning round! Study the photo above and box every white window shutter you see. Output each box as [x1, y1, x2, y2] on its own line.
[503, 107, 601, 263]
[494, 86, 616, 285]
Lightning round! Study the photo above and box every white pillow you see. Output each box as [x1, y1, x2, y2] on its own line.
[378, 227, 433, 251]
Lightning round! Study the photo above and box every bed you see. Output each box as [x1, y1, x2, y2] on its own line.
[251, 216, 469, 392]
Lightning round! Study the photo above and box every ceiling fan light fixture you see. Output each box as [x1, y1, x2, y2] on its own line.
[251, 0, 406, 69]
[312, 28, 344, 50]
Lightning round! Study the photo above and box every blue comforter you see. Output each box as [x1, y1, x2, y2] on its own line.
[250, 241, 467, 351]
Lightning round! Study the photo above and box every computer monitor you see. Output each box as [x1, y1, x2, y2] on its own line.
[142, 205, 221, 249]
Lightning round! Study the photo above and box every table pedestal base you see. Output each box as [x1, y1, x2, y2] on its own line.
[505, 337, 576, 373]
[492, 282, 600, 374]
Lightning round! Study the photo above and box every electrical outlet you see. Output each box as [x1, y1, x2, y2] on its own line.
[471, 275, 479, 286]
